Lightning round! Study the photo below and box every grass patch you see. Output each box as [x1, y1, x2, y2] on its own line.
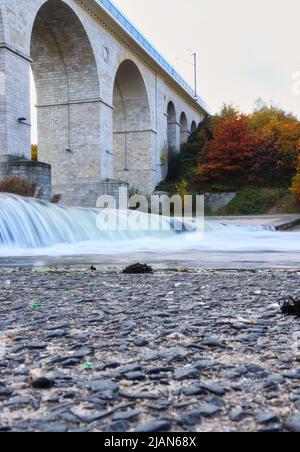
[216, 187, 298, 215]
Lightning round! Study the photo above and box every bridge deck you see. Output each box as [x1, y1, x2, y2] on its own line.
[98, 0, 209, 112]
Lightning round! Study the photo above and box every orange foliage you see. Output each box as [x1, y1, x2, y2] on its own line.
[196, 113, 257, 186]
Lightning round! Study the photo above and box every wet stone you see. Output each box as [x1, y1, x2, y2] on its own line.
[1, 269, 300, 432]
[174, 366, 199, 381]
[256, 411, 279, 424]
[284, 414, 300, 433]
[135, 419, 171, 432]
[31, 377, 55, 390]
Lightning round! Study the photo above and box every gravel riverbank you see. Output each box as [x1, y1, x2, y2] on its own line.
[1, 269, 300, 432]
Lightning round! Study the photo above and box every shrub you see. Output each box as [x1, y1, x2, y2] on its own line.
[0, 176, 42, 198]
[291, 172, 300, 207]
[31, 144, 38, 162]
[51, 194, 62, 204]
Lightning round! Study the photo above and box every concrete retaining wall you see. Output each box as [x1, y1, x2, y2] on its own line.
[0, 158, 51, 200]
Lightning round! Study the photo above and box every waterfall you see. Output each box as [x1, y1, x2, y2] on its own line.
[1, 193, 299, 258]
[0, 193, 179, 249]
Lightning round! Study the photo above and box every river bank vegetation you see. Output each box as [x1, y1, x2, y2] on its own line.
[158, 101, 300, 215]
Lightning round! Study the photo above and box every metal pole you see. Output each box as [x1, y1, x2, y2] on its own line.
[193, 52, 197, 98]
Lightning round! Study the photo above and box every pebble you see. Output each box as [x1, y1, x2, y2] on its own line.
[1, 269, 300, 432]
[285, 414, 300, 432]
[135, 419, 171, 432]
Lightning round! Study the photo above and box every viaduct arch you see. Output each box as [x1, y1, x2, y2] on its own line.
[0, 0, 208, 206]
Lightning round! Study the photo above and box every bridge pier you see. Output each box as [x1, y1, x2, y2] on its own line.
[0, 46, 31, 159]
[0, 0, 207, 207]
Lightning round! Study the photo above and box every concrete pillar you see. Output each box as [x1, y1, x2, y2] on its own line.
[0, 47, 31, 159]
[168, 120, 180, 154]
[167, 102, 180, 154]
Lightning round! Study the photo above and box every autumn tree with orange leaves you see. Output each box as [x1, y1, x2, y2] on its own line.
[195, 103, 300, 190]
[196, 111, 257, 187]
[249, 105, 300, 186]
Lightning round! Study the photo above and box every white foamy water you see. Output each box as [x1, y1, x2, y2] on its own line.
[0, 193, 300, 258]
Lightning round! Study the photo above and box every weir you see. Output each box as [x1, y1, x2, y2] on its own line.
[1, 194, 299, 260]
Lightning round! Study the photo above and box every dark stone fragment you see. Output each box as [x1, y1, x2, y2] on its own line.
[13, 342, 47, 353]
[62, 359, 81, 368]
[146, 401, 171, 411]
[31, 377, 54, 390]
[200, 383, 226, 396]
[203, 338, 227, 349]
[102, 421, 130, 432]
[135, 419, 171, 432]
[256, 411, 279, 424]
[133, 338, 149, 347]
[259, 424, 283, 433]
[39, 423, 69, 433]
[178, 411, 202, 427]
[46, 331, 68, 339]
[196, 403, 221, 417]
[45, 323, 69, 331]
[89, 380, 119, 400]
[122, 263, 153, 274]
[183, 386, 206, 396]
[229, 410, 249, 422]
[247, 364, 265, 374]
[284, 414, 300, 432]
[124, 372, 145, 381]
[0, 387, 13, 399]
[75, 410, 114, 424]
[283, 369, 300, 380]
[112, 410, 141, 421]
[174, 366, 199, 381]
[118, 364, 142, 374]
[119, 391, 160, 400]
[5, 396, 32, 407]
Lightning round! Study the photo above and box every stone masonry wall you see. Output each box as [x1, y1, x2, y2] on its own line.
[0, 158, 51, 200]
[0, 0, 207, 206]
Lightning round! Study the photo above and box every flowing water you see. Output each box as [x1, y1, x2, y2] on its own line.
[1, 193, 300, 269]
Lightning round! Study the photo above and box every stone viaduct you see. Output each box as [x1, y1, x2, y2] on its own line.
[0, 0, 208, 206]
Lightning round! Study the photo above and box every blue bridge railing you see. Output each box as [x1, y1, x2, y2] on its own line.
[98, 0, 209, 112]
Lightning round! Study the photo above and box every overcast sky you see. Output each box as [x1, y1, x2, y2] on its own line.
[113, 0, 300, 116]
[31, 0, 300, 142]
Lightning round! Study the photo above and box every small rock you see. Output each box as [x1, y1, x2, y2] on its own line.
[204, 338, 227, 349]
[200, 383, 226, 396]
[174, 366, 199, 381]
[135, 419, 171, 432]
[133, 338, 149, 347]
[122, 264, 153, 274]
[247, 364, 265, 374]
[285, 414, 300, 432]
[178, 410, 202, 426]
[124, 372, 145, 381]
[229, 410, 248, 422]
[31, 377, 54, 390]
[112, 410, 141, 421]
[183, 385, 206, 396]
[196, 403, 221, 417]
[283, 369, 300, 380]
[256, 411, 279, 424]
